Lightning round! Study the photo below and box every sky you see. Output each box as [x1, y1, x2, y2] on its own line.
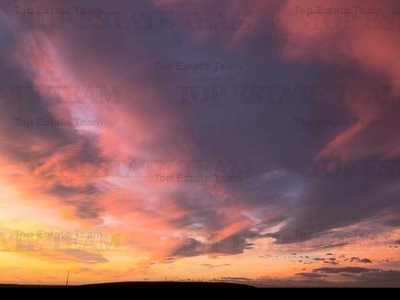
[1, 0, 400, 287]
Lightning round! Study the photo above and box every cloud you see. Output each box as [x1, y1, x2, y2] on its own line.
[308, 242, 352, 250]
[2, 0, 393, 252]
[314, 267, 373, 274]
[324, 262, 338, 265]
[207, 231, 259, 255]
[296, 272, 327, 279]
[62, 250, 108, 264]
[171, 230, 265, 257]
[358, 270, 400, 287]
[13, 249, 109, 265]
[217, 277, 251, 282]
[324, 259, 338, 265]
[251, 0, 400, 245]
[1, 0, 400, 286]
[201, 263, 231, 269]
[172, 238, 204, 257]
[349, 257, 372, 264]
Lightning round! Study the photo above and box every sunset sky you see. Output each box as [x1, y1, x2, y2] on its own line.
[1, 0, 400, 287]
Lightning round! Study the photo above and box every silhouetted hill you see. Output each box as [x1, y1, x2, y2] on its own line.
[79, 281, 257, 289]
[0, 281, 256, 289]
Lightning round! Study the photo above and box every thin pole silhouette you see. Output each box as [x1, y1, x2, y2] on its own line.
[66, 270, 70, 287]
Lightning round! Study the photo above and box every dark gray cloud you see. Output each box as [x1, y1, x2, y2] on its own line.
[73, 199, 104, 221]
[314, 267, 373, 274]
[172, 230, 265, 257]
[226, 269, 400, 287]
[172, 238, 203, 257]
[323, 261, 338, 265]
[207, 231, 257, 255]
[358, 258, 372, 264]
[296, 273, 327, 279]
[348, 257, 372, 264]
[167, 190, 229, 232]
[309, 242, 352, 250]
[357, 270, 400, 287]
